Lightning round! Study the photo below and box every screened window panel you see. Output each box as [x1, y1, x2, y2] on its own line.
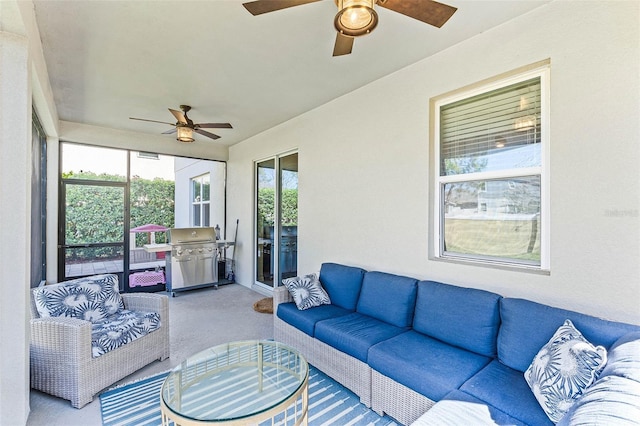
[442, 176, 541, 264]
[440, 77, 541, 176]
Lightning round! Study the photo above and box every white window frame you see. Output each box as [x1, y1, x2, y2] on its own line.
[431, 63, 550, 272]
[191, 173, 210, 227]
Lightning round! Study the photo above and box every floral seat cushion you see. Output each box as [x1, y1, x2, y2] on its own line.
[33, 274, 125, 323]
[91, 309, 161, 357]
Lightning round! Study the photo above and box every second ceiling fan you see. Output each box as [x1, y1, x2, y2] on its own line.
[130, 105, 232, 143]
[242, 0, 457, 56]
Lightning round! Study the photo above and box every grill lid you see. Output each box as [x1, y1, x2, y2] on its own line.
[168, 227, 216, 244]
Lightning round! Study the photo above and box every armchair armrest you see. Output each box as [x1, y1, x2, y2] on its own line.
[273, 286, 293, 306]
[122, 293, 168, 314]
[30, 317, 93, 364]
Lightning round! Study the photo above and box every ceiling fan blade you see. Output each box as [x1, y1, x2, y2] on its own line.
[333, 32, 354, 57]
[196, 123, 233, 129]
[168, 108, 188, 124]
[243, 0, 321, 15]
[194, 128, 221, 140]
[129, 117, 176, 126]
[161, 128, 177, 135]
[379, 0, 457, 28]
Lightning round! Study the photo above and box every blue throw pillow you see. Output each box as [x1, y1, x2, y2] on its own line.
[524, 319, 607, 423]
[282, 273, 331, 310]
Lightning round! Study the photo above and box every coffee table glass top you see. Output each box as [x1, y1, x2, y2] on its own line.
[161, 340, 308, 422]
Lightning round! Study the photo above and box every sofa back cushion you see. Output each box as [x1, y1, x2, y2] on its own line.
[356, 271, 418, 328]
[413, 281, 502, 357]
[498, 298, 640, 372]
[32, 274, 124, 323]
[319, 263, 366, 311]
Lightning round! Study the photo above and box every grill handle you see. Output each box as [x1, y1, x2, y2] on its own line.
[175, 238, 214, 243]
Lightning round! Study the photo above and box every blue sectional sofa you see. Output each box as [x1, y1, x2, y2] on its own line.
[273, 262, 640, 425]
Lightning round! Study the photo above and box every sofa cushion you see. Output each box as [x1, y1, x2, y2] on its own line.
[412, 281, 501, 358]
[524, 319, 607, 423]
[314, 312, 407, 362]
[599, 331, 640, 383]
[33, 274, 124, 323]
[411, 390, 529, 426]
[276, 302, 351, 337]
[91, 309, 161, 357]
[368, 330, 492, 402]
[557, 375, 640, 426]
[460, 359, 553, 426]
[319, 263, 366, 311]
[356, 271, 417, 328]
[282, 273, 331, 310]
[497, 298, 640, 373]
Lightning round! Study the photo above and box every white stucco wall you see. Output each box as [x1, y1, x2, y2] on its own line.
[1, 0, 61, 420]
[0, 30, 32, 425]
[228, 1, 640, 325]
[174, 158, 227, 236]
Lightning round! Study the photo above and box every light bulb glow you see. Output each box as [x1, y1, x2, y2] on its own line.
[334, 0, 377, 37]
[176, 126, 195, 143]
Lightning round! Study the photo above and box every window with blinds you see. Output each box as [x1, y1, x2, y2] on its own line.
[432, 66, 549, 270]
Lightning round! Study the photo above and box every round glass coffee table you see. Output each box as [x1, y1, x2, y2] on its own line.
[160, 340, 308, 425]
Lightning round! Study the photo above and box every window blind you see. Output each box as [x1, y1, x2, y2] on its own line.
[440, 77, 541, 164]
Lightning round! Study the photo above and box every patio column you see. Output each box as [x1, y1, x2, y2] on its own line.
[0, 30, 32, 424]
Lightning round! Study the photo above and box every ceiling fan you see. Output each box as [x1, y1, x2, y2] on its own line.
[242, 0, 457, 56]
[129, 105, 232, 142]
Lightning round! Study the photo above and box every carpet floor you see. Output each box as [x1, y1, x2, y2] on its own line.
[100, 366, 398, 426]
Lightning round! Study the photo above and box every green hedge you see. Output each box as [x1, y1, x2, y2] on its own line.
[64, 172, 174, 260]
[257, 188, 298, 228]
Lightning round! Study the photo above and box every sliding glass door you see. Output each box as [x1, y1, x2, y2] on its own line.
[279, 153, 298, 283]
[255, 152, 298, 290]
[256, 159, 275, 287]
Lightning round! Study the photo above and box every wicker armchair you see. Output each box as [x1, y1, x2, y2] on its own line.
[30, 285, 170, 408]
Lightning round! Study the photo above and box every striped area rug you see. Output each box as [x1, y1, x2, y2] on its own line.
[100, 366, 398, 426]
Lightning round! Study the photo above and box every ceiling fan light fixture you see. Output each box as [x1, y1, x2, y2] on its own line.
[176, 125, 195, 143]
[334, 0, 378, 37]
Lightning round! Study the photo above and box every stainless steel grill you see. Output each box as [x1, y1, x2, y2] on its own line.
[166, 227, 217, 296]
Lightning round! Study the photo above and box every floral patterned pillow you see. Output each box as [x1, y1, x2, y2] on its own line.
[282, 273, 331, 310]
[33, 274, 125, 323]
[524, 319, 607, 423]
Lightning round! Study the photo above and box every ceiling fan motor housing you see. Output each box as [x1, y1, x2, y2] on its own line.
[334, 0, 378, 37]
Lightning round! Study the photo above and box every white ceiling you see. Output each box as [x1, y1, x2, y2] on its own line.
[33, 0, 550, 148]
